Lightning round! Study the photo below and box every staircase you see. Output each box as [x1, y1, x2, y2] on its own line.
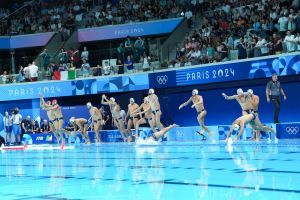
[35, 32, 64, 72]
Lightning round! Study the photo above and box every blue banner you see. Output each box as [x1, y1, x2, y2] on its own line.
[0, 74, 149, 101]
[276, 123, 300, 139]
[150, 54, 300, 88]
[0, 32, 55, 49]
[22, 133, 54, 144]
[0, 81, 73, 101]
[78, 18, 182, 42]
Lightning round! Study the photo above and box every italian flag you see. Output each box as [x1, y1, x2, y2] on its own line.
[54, 71, 76, 80]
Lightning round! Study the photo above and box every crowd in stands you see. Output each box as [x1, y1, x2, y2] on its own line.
[1, 0, 300, 82]
[169, 0, 300, 67]
[0, 0, 195, 36]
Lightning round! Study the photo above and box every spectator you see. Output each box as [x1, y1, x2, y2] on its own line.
[117, 59, 124, 74]
[254, 36, 268, 57]
[3, 111, 12, 145]
[141, 53, 151, 71]
[40, 120, 51, 133]
[296, 10, 300, 33]
[58, 63, 68, 71]
[81, 46, 89, 61]
[40, 48, 51, 71]
[284, 31, 296, 52]
[70, 48, 80, 68]
[134, 37, 144, 59]
[24, 61, 39, 82]
[278, 14, 288, 36]
[0, 70, 8, 84]
[102, 60, 111, 75]
[117, 43, 125, 61]
[295, 32, 300, 51]
[17, 65, 25, 82]
[81, 59, 90, 77]
[12, 108, 22, 145]
[269, 33, 283, 55]
[124, 36, 133, 56]
[207, 44, 215, 62]
[93, 64, 102, 76]
[124, 55, 134, 73]
[237, 38, 247, 59]
[175, 47, 183, 60]
[58, 48, 68, 64]
[185, 9, 193, 28]
[287, 16, 296, 32]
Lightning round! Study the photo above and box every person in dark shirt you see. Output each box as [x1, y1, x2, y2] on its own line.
[100, 107, 111, 130]
[237, 38, 247, 59]
[266, 73, 287, 123]
[20, 116, 31, 143]
[40, 120, 51, 133]
[27, 120, 39, 134]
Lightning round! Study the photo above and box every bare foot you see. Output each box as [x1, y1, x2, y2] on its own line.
[127, 137, 133, 143]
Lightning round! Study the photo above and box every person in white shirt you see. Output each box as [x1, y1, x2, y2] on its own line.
[102, 60, 111, 75]
[142, 54, 151, 71]
[294, 32, 300, 51]
[24, 62, 39, 82]
[284, 31, 296, 52]
[3, 111, 12, 145]
[81, 59, 90, 77]
[81, 46, 89, 61]
[11, 108, 22, 144]
[255, 36, 268, 56]
[278, 15, 288, 35]
[185, 9, 193, 28]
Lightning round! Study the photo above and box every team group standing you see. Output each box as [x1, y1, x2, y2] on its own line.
[1, 74, 284, 146]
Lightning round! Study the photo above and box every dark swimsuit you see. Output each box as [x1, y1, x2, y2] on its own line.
[243, 109, 254, 114]
[93, 119, 101, 123]
[130, 116, 138, 121]
[197, 109, 205, 114]
[115, 117, 122, 123]
[152, 109, 160, 115]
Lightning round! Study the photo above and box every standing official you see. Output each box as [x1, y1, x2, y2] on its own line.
[266, 74, 287, 123]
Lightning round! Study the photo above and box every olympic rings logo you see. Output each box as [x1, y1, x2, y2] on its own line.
[176, 130, 184, 137]
[285, 127, 299, 135]
[156, 75, 168, 85]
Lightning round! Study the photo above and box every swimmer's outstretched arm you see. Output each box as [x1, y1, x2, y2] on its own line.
[222, 93, 238, 100]
[136, 106, 151, 115]
[39, 94, 51, 108]
[131, 104, 143, 115]
[178, 97, 192, 110]
[101, 95, 110, 105]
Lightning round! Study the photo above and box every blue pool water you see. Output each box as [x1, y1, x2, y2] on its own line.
[1, 140, 300, 200]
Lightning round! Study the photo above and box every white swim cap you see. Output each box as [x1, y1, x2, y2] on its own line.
[130, 98, 135, 103]
[148, 88, 155, 94]
[109, 97, 115, 102]
[144, 97, 149, 102]
[69, 117, 75, 123]
[237, 88, 243, 95]
[192, 89, 198, 96]
[86, 102, 92, 108]
[247, 89, 253, 95]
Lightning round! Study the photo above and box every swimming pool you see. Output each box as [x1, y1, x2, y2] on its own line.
[1, 140, 300, 200]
